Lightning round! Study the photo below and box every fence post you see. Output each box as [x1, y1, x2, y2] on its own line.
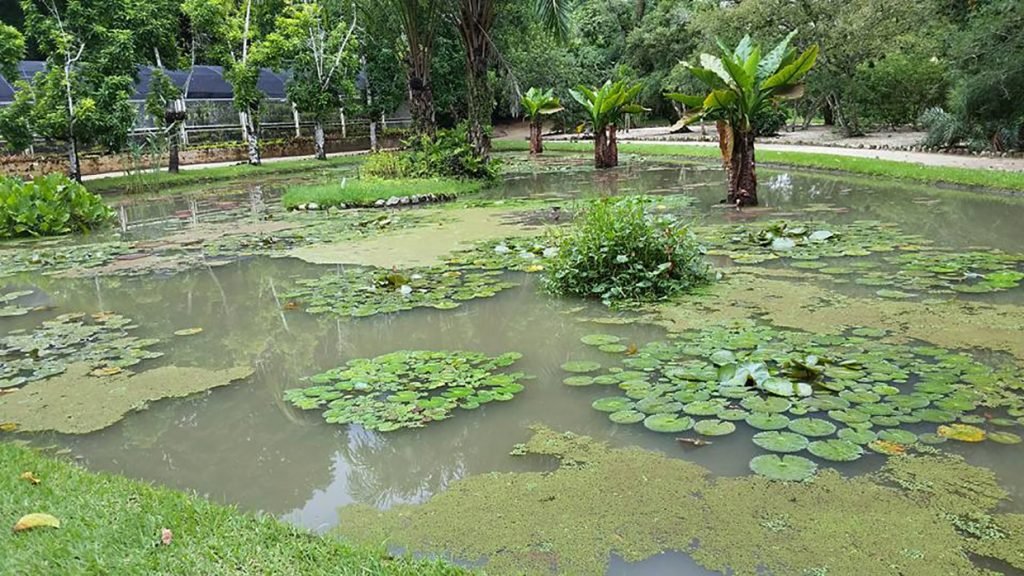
[340, 108, 347, 139]
[292, 103, 302, 138]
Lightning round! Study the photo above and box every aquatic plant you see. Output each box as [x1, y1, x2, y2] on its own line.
[337, 426, 1024, 575]
[0, 174, 113, 239]
[698, 219, 1024, 295]
[543, 196, 711, 305]
[284, 351, 529, 432]
[569, 320, 1024, 471]
[0, 312, 162, 389]
[0, 362, 253, 434]
[282, 265, 518, 318]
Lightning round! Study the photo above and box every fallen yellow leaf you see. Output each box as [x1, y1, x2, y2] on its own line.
[0, 422, 17, 432]
[938, 423, 986, 443]
[19, 471, 40, 485]
[13, 513, 60, 532]
[90, 366, 123, 377]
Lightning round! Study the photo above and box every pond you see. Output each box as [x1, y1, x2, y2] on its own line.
[2, 155, 1024, 575]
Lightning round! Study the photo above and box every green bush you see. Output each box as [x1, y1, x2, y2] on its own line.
[0, 174, 113, 238]
[543, 196, 711, 305]
[753, 106, 789, 137]
[847, 53, 949, 129]
[362, 122, 500, 181]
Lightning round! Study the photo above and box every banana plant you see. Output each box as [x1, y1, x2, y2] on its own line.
[521, 87, 564, 155]
[570, 80, 648, 168]
[667, 31, 818, 206]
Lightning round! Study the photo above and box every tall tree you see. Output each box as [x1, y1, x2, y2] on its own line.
[382, 0, 441, 136]
[355, 4, 406, 151]
[183, 0, 283, 166]
[0, 0, 161, 180]
[272, 0, 359, 160]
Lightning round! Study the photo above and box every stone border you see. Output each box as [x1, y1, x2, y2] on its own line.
[290, 192, 458, 211]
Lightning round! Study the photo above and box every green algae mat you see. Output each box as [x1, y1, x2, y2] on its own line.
[336, 426, 1024, 575]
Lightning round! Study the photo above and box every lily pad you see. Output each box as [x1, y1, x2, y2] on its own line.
[837, 427, 877, 445]
[745, 412, 791, 431]
[937, 424, 986, 443]
[581, 334, 621, 346]
[877, 429, 918, 445]
[752, 431, 809, 453]
[644, 414, 695, 433]
[693, 419, 736, 436]
[988, 431, 1022, 445]
[683, 400, 726, 417]
[788, 418, 837, 437]
[592, 397, 633, 413]
[740, 396, 792, 414]
[808, 439, 864, 462]
[561, 361, 602, 373]
[173, 327, 204, 337]
[749, 454, 817, 482]
[609, 410, 645, 424]
[563, 376, 595, 387]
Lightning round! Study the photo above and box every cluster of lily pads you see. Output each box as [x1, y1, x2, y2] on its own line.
[700, 220, 1024, 296]
[564, 322, 1024, 481]
[445, 237, 556, 274]
[0, 290, 38, 317]
[284, 350, 529, 432]
[283, 265, 518, 318]
[0, 312, 162, 388]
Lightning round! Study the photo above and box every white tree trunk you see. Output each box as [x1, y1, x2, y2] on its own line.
[67, 137, 81, 182]
[369, 120, 378, 152]
[340, 108, 347, 139]
[292, 103, 302, 138]
[313, 121, 326, 160]
[244, 108, 261, 165]
[240, 111, 249, 141]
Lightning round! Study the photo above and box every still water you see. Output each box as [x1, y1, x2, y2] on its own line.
[5, 158, 1024, 574]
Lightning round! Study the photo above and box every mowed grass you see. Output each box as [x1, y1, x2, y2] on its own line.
[0, 442, 466, 576]
[493, 139, 1024, 192]
[85, 154, 366, 196]
[282, 178, 485, 209]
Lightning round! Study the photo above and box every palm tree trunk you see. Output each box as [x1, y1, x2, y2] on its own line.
[529, 121, 543, 154]
[457, 0, 496, 158]
[728, 129, 757, 206]
[594, 126, 619, 169]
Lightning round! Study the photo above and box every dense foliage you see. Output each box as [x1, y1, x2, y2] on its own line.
[0, 174, 112, 238]
[543, 196, 710, 305]
[362, 123, 500, 180]
[1, 0, 1021, 157]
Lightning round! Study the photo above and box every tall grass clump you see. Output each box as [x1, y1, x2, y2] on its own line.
[543, 196, 711, 305]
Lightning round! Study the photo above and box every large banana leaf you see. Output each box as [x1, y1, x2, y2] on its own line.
[757, 30, 798, 81]
[762, 45, 820, 91]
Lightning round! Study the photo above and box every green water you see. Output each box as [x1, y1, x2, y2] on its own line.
[3, 158, 1024, 574]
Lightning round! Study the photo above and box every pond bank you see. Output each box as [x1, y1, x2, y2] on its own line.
[492, 140, 1024, 193]
[0, 442, 465, 575]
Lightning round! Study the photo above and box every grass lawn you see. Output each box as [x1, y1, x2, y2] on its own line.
[0, 442, 466, 575]
[493, 140, 1024, 193]
[281, 178, 486, 209]
[85, 154, 366, 196]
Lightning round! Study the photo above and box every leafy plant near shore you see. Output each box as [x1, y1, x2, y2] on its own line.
[362, 123, 500, 181]
[0, 174, 112, 239]
[543, 196, 711, 305]
[285, 351, 529, 432]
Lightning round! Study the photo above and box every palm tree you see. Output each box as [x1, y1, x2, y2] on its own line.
[520, 87, 564, 154]
[570, 80, 648, 168]
[454, 0, 572, 157]
[667, 31, 818, 206]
